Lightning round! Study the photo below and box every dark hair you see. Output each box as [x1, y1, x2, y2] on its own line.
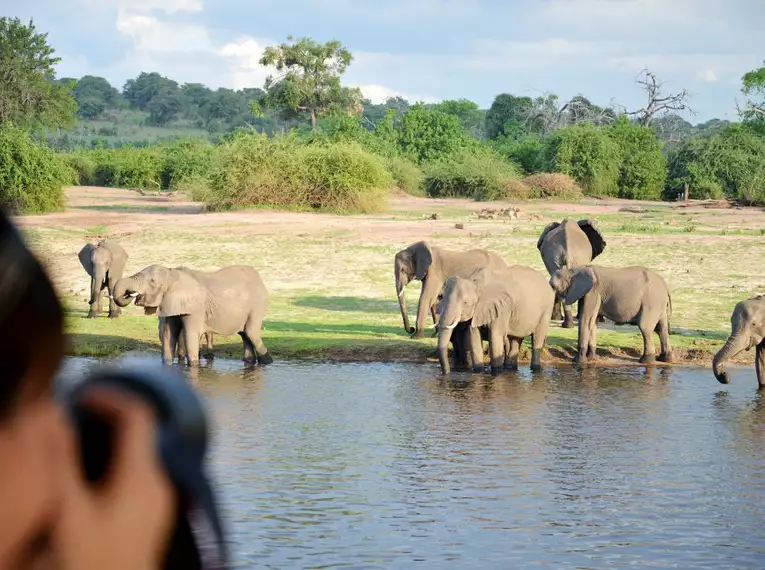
[0, 209, 64, 418]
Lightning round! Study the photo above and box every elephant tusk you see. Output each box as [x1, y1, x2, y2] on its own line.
[398, 288, 406, 298]
[129, 292, 139, 297]
[445, 319, 459, 330]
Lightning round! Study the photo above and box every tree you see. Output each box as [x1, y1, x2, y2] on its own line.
[0, 17, 76, 128]
[740, 62, 765, 133]
[397, 104, 474, 162]
[123, 72, 184, 125]
[605, 117, 666, 200]
[625, 68, 695, 126]
[74, 75, 120, 119]
[432, 99, 485, 139]
[258, 35, 362, 130]
[484, 93, 534, 139]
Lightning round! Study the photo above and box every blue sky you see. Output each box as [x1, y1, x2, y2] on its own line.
[6, 0, 764, 122]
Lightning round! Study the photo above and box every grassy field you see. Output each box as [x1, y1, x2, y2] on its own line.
[14, 186, 765, 369]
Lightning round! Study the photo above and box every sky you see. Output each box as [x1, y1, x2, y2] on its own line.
[4, 0, 764, 122]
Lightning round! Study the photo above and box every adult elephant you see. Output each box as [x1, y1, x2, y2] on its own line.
[437, 265, 554, 375]
[113, 264, 272, 367]
[537, 218, 606, 328]
[77, 240, 128, 318]
[394, 241, 508, 338]
[713, 295, 765, 389]
[549, 265, 673, 365]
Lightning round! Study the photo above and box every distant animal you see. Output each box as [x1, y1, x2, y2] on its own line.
[712, 294, 765, 389]
[394, 241, 508, 338]
[437, 265, 555, 375]
[77, 240, 128, 319]
[537, 218, 606, 328]
[549, 265, 673, 365]
[113, 264, 272, 367]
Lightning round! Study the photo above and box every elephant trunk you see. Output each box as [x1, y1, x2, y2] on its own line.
[112, 275, 140, 307]
[713, 333, 748, 384]
[90, 264, 107, 304]
[395, 271, 414, 334]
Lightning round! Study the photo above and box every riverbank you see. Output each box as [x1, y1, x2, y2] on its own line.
[16, 186, 765, 370]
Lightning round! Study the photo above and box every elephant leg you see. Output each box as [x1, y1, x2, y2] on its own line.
[576, 298, 598, 364]
[638, 316, 658, 364]
[413, 279, 437, 339]
[469, 327, 484, 372]
[551, 298, 563, 321]
[505, 337, 520, 371]
[107, 278, 121, 318]
[756, 344, 765, 390]
[177, 328, 188, 361]
[562, 302, 575, 329]
[243, 314, 272, 365]
[161, 317, 182, 365]
[488, 326, 505, 375]
[88, 281, 103, 318]
[202, 331, 215, 360]
[430, 304, 438, 326]
[587, 319, 597, 359]
[181, 315, 203, 366]
[656, 313, 672, 363]
[531, 317, 549, 371]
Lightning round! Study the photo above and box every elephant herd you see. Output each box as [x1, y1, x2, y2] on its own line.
[78, 217, 764, 389]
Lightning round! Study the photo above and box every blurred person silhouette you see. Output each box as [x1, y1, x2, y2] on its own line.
[0, 209, 175, 569]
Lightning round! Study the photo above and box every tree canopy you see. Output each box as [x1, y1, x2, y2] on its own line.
[0, 17, 76, 129]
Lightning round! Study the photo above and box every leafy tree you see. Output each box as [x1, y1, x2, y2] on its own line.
[740, 62, 765, 133]
[123, 72, 181, 110]
[145, 87, 184, 126]
[397, 104, 474, 163]
[605, 117, 666, 199]
[74, 75, 121, 119]
[544, 124, 620, 196]
[258, 35, 362, 130]
[0, 17, 77, 128]
[485, 93, 533, 140]
[361, 96, 410, 129]
[432, 99, 485, 139]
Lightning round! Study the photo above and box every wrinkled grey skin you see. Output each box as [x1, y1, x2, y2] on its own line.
[537, 218, 606, 328]
[394, 241, 508, 338]
[158, 316, 214, 363]
[713, 295, 765, 389]
[77, 240, 128, 319]
[434, 295, 488, 372]
[550, 265, 673, 365]
[114, 264, 272, 367]
[438, 265, 555, 375]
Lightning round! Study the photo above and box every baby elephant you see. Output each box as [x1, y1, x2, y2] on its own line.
[550, 265, 673, 365]
[712, 294, 765, 389]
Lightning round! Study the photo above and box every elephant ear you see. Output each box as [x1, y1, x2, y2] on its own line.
[77, 243, 96, 277]
[536, 222, 561, 250]
[472, 282, 514, 329]
[158, 270, 207, 318]
[577, 219, 606, 260]
[105, 244, 127, 286]
[411, 241, 433, 280]
[564, 267, 596, 306]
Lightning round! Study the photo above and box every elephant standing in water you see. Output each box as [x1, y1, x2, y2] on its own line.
[77, 240, 128, 318]
[394, 241, 508, 338]
[713, 295, 765, 389]
[537, 218, 606, 328]
[437, 265, 554, 375]
[549, 265, 673, 365]
[159, 316, 214, 363]
[113, 264, 272, 366]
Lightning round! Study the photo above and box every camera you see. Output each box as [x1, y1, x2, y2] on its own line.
[62, 362, 229, 570]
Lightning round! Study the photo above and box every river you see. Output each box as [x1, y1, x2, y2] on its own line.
[57, 356, 765, 569]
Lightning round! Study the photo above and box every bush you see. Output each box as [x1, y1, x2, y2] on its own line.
[0, 123, 71, 214]
[522, 173, 583, 199]
[398, 104, 476, 163]
[422, 146, 522, 200]
[65, 151, 96, 186]
[491, 135, 546, 174]
[201, 132, 391, 213]
[606, 118, 666, 200]
[386, 155, 424, 196]
[84, 146, 164, 189]
[159, 138, 216, 190]
[544, 124, 620, 196]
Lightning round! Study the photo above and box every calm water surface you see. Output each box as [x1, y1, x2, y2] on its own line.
[59, 356, 765, 569]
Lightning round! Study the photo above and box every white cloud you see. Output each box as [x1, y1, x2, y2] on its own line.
[698, 69, 719, 83]
[116, 11, 212, 53]
[78, 0, 202, 14]
[217, 37, 276, 90]
[352, 83, 438, 104]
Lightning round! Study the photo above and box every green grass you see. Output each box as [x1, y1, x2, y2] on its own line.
[25, 186, 765, 368]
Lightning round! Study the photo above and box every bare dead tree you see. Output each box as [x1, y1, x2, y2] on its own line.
[626, 68, 696, 126]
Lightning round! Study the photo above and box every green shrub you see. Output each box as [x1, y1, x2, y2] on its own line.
[522, 173, 583, 199]
[0, 123, 71, 214]
[422, 146, 522, 200]
[491, 135, 546, 174]
[544, 124, 620, 196]
[65, 151, 96, 186]
[86, 146, 164, 189]
[605, 118, 666, 200]
[398, 104, 476, 163]
[202, 132, 391, 213]
[160, 138, 216, 190]
[386, 155, 424, 196]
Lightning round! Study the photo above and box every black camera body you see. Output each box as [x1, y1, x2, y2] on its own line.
[64, 362, 228, 570]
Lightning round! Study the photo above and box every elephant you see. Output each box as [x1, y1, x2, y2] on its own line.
[437, 265, 555, 375]
[158, 316, 214, 363]
[712, 294, 765, 389]
[394, 241, 508, 338]
[537, 218, 606, 328]
[549, 265, 673, 365]
[113, 264, 272, 367]
[434, 294, 489, 372]
[77, 240, 128, 318]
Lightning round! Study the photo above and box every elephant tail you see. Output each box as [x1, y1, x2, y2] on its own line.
[667, 293, 673, 335]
